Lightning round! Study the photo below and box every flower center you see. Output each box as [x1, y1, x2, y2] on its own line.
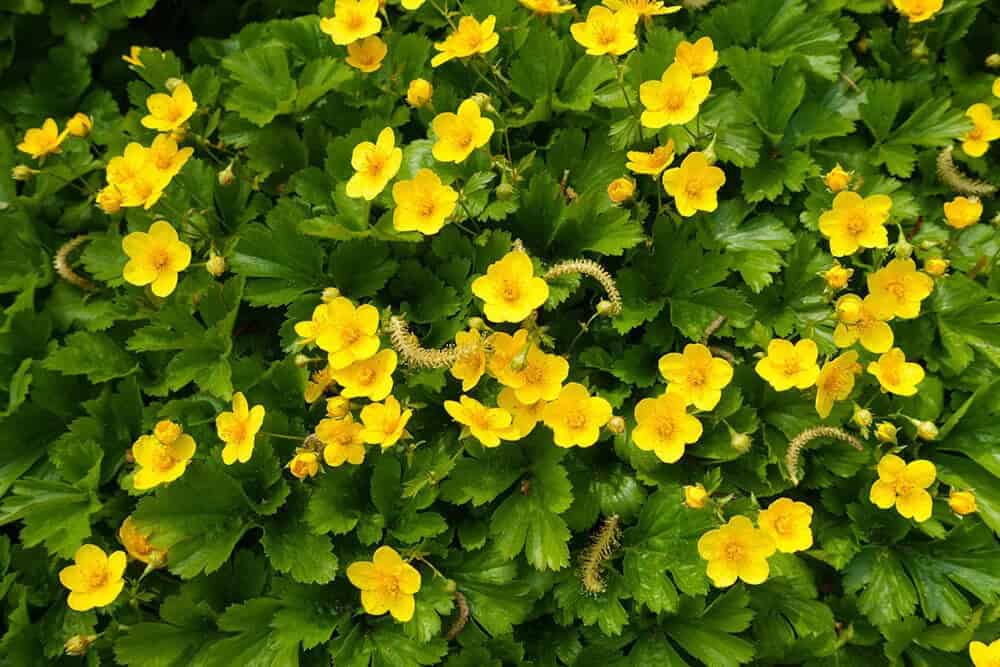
[366, 153, 386, 177]
[152, 445, 177, 472]
[379, 573, 401, 596]
[501, 279, 521, 302]
[846, 212, 868, 234]
[774, 515, 792, 536]
[341, 325, 361, 345]
[150, 247, 171, 272]
[85, 567, 109, 590]
[896, 481, 914, 496]
[686, 367, 706, 388]
[881, 365, 901, 386]
[822, 372, 847, 395]
[968, 127, 983, 141]
[524, 364, 545, 384]
[684, 178, 703, 199]
[346, 11, 365, 31]
[566, 410, 588, 429]
[595, 23, 619, 46]
[165, 103, 183, 123]
[655, 416, 676, 441]
[724, 542, 744, 562]
[417, 198, 437, 218]
[886, 280, 906, 300]
[223, 421, 247, 444]
[782, 358, 801, 376]
[359, 368, 377, 385]
[664, 90, 687, 112]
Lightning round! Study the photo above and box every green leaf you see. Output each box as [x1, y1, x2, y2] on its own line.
[221, 45, 297, 126]
[197, 599, 301, 666]
[554, 571, 629, 636]
[43, 331, 137, 383]
[306, 467, 363, 535]
[0, 479, 100, 557]
[843, 547, 919, 626]
[663, 588, 756, 667]
[724, 49, 805, 141]
[444, 545, 536, 636]
[114, 593, 221, 667]
[262, 512, 339, 584]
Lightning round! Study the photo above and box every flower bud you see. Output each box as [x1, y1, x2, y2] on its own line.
[164, 77, 183, 92]
[154, 420, 183, 445]
[683, 483, 709, 509]
[852, 405, 873, 429]
[294, 354, 312, 368]
[470, 92, 494, 113]
[596, 300, 616, 317]
[730, 431, 752, 453]
[915, 420, 938, 441]
[444, 578, 458, 593]
[875, 422, 897, 444]
[607, 176, 635, 204]
[948, 490, 977, 516]
[288, 451, 320, 480]
[894, 236, 913, 259]
[822, 262, 853, 290]
[321, 287, 341, 303]
[66, 112, 92, 138]
[823, 164, 851, 192]
[496, 182, 515, 200]
[97, 185, 123, 214]
[855, 36, 871, 54]
[11, 165, 38, 181]
[910, 42, 929, 61]
[986, 53, 1000, 69]
[924, 257, 948, 277]
[217, 161, 236, 187]
[606, 416, 626, 435]
[835, 294, 862, 323]
[467, 317, 485, 331]
[206, 252, 226, 277]
[406, 78, 433, 108]
[64, 635, 97, 656]
[326, 396, 351, 418]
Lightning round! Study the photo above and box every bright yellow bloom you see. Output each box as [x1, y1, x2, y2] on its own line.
[697, 516, 776, 587]
[306, 298, 380, 369]
[661, 151, 725, 217]
[876, 422, 898, 443]
[327, 395, 351, 418]
[570, 6, 638, 57]
[949, 489, 977, 515]
[317, 414, 366, 466]
[640, 62, 711, 129]
[520, 0, 575, 14]
[866, 258, 934, 320]
[392, 168, 458, 234]
[347, 546, 421, 622]
[122, 221, 191, 297]
[97, 186, 124, 214]
[106, 142, 147, 188]
[471, 250, 549, 323]
[66, 113, 93, 138]
[487, 328, 530, 381]
[17, 118, 64, 160]
[360, 396, 412, 448]
[288, 451, 321, 479]
[814, 351, 860, 418]
[431, 15, 499, 67]
[346, 127, 402, 200]
[506, 348, 569, 404]
[331, 349, 397, 400]
[658, 343, 733, 411]
[118, 516, 166, 567]
[431, 99, 494, 163]
[754, 339, 820, 391]
[823, 163, 851, 192]
[758, 498, 813, 553]
[406, 78, 433, 108]
[822, 261, 853, 290]
[141, 81, 197, 133]
[603, 0, 680, 18]
[867, 347, 925, 396]
[632, 392, 702, 463]
[674, 36, 717, 74]
[122, 46, 144, 67]
[305, 366, 335, 403]
[943, 195, 982, 229]
[892, 0, 943, 23]
[59, 545, 126, 611]
[320, 0, 381, 45]
[294, 304, 334, 346]
[684, 484, 709, 508]
[497, 387, 545, 438]
[962, 103, 1000, 157]
[543, 382, 613, 448]
[120, 170, 171, 210]
[216, 392, 265, 465]
[444, 395, 517, 447]
[818, 191, 892, 257]
[132, 420, 196, 490]
[870, 454, 935, 522]
[346, 36, 388, 72]
[833, 294, 894, 353]
[450, 330, 487, 391]
[971, 640, 1000, 667]
[626, 140, 675, 175]
[147, 134, 193, 180]
[924, 257, 949, 277]
[607, 176, 635, 203]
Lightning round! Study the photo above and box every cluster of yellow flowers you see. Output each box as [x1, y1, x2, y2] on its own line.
[961, 85, 1000, 157]
[15, 112, 91, 163]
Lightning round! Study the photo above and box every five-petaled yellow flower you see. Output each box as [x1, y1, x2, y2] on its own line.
[122, 221, 191, 298]
[498, 387, 546, 438]
[658, 343, 733, 411]
[570, 6, 638, 56]
[347, 127, 403, 200]
[347, 546, 421, 622]
[823, 163, 851, 192]
[543, 382, 613, 448]
[870, 454, 936, 522]
[814, 351, 860, 418]
[147, 134, 194, 179]
[603, 0, 680, 18]
[59, 545, 127, 611]
[943, 195, 982, 229]
[866, 258, 933, 320]
[450, 330, 487, 391]
[506, 348, 569, 404]
[833, 293, 894, 353]
[674, 37, 718, 74]
[360, 396, 412, 448]
[309, 297, 380, 369]
[431, 99, 494, 163]
[520, 0, 575, 14]
[471, 250, 549, 323]
[607, 176, 635, 203]
[758, 498, 813, 553]
[17, 118, 64, 160]
[640, 62, 712, 129]
[697, 516, 776, 587]
[970, 640, 1000, 667]
[118, 516, 167, 567]
[626, 140, 675, 176]
[331, 349, 398, 400]
[346, 36, 388, 72]
[141, 81, 197, 133]
[822, 261, 853, 290]
[288, 451, 320, 479]
[892, 0, 943, 23]
[867, 347, 925, 396]
[661, 151, 726, 216]
[444, 395, 517, 447]
[317, 414, 366, 466]
[818, 191, 892, 257]
[320, 0, 382, 45]
[632, 392, 703, 463]
[755, 339, 820, 391]
[431, 15, 499, 67]
[217, 391, 265, 465]
[962, 103, 1000, 157]
[132, 420, 197, 490]
[392, 168, 459, 234]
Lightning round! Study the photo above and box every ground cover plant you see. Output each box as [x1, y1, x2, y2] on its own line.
[1, 0, 1000, 664]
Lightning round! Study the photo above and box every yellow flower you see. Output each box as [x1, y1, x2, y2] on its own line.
[962, 103, 1000, 157]
[141, 81, 197, 133]
[818, 191, 892, 257]
[346, 127, 402, 200]
[122, 221, 191, 297]
[294, 304, 334, 347]
[97, 186, 124, 214]
[431, 15, 499, 67]
[132, 420, 196, 490]
[822, 261, 853, 290]
[360, 396, 412, 448]
[570, 6, 638, 57]
[632, 392, 703, 463]
[823, 163, 851, 192]
[626, 140, 675, 176]
[444, 395, 517, 447]
[17, 118, 64, 160]
[406, 78, 433, 107]
[120, 170, 171, 210]
[870, 454, 936, 521]
[924, 257, 948, 277]
[471, 250, 549, 323]
[866, 258, 934, 320]
[320, 0, 381, 46]
[65, 635, 96, 656]
[59, 545, 126, 611]
[684, 483, 709, 508]
[216, 392, 265, 465]
[327, 396, 351, 418]
[697, 516, 776, 587]
[607, 176, 636, 203]
[639, 62, 712, 129]
[943, 195, 982, 229]
[520, 0, 575, 14]
[346, 36, 388, 72]
[892, 0, 943, 23]
[66, 112, 93, 138]
[118, 516, 166, 567]
[288, 451, 321, 479]
[754, 338, 820, 391]
[402, 0, 425, 8]
[867, 347, 925, 396]
[106, 142, 147, 188]
[317, 414, 366, 466]
[497, 387, 546, 438]
[122, 46, 144, 67]
[305, 366, 336, 404]
[431, 99, 494, 163]
[674, 36, 717, 74]
[506, 348, 569, 404]
[833, 293, 894, 353]
[971, 640, 1000, 667]
[487, 328, 530, 382]
[758, 498, 813, 553]
[392, 168, 459, 234]
[661, 151, 726, 217]
[331, 349, 398, 400]
[146, 133, 193, 179]
[450, 330, 487, 391]
[814, 351, 860, 418]
[603, 0, 681, 18]
[307, 298, 380, 369]
[658, 343, 733, 411]
[347, 546, 421, 622]
[876, 422, 898, 443]
[543, 382, 613, 448]
[949, 489, 977, 516]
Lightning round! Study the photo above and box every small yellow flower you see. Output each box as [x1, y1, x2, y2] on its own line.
[971, 640, 1000, 667]
[661, 151, 725, 217]
[406, 78, 433, 108]
[146, 133, 193, 179]
[607, 176, 636, 203]
[444, 395, 517, 447]
[639, 62, 712, 129]
[658, 343, 733, 411]
[97, 186, 124, 214]
[120, 170, 171, 210]
[320, 0, 382, 46]
[822, 261, 853, 290]
[758, 498, 813, 553]
[471, 250, 549, 323]
[962, 103, 1000, 157]
[431, 99, 494, 163]
[346, 36, 388, 72]
[431, 15, 499, 67]
[832, 294, 893, 353]
[327, 396, 351, 418]
[294, 304, 334, 347]
[66, 113, 93, 138]
[892, 0, 943, 23]
[506, 348, 569, 404]
[64, 635, 96, 657]
[302, 298, 380, 369]
[216, 392, 265, 465]
[754, 339, 820, 391]
[317, 414, 366, 466]
[949, 490, 977, 516]
[870, 454, 936, 522]
[288, 451, 321, 479]
[360, 396, 412, 448]
[331, 349, 398, 400]
[876, 422, 898, 443]
[59, 545, 127, 611]
[132, 420, 196, 490]
[305, 366, 336, 403]
[626, 140, 675, 176]
[122, 221, 191, 297]
[392, 168, 459, 235]
[347, 546, 421, 622]
[106, 142, 148, 188]
[818, 191, 892, 257]
[520, 0, 575, 14]
[697, 516, 776, 587]
[674, 36, 718, 74]
[141, 81, 197, 133]
[122, 46, 144, 67]
[497, 387, 546, 438]
[943, 195, 982, 229]
[684, 483, 709, 508]
[450, 330, 487, 391]
[543, 382, 613, 448]
[867, 347, 925, 396]
[823, 163, 851, 192]
[632, 392, 703, 463]
[924, 257, 949, 277]
[570, 6, 638, 57]
[814, 351, 861, 418]
[603, 0, 681, 18]
[346, 127, 403, 200]
[118, 516, 166, 567]
[17, 118, 64, 160]
[866, 258, 934, 320]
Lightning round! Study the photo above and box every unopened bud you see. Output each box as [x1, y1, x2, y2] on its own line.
[11, 165, 38, 181]
[852, 405, 873, 429]
[444, 578, 458, 593]
[164, 77, 183, 92]
[64, 635, 97, 656]
[153, 420, 182, 445]
[294, 354, 312, 367]
[470, 93, 494, 113]
[683, 483, 709, 509]
[730, 431, 752, 453]
[875, 422, 897, 444]
[206, 253, 226, 277]
[468, 317, 486, 331]
[985, 53, 1000, 69]
[496, 182, 515, 200]
[596, 300, 615, 317]
[321, 287, 341, 303]
[949, 490, 977, 515]
[326, 396, 351, 418]
[855, 36, 871, 54]
[894, 237, 913, 259]
[910, 42, 929, 61]
[607, 416, 626, 435]
[217, 161, 236, 187]
[915, 420, 938, 441]
[509, 345, 530, 371]
[288, 451, 320, 480]
[66, 112, 93, 138]
[924, 257, 948, 277]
